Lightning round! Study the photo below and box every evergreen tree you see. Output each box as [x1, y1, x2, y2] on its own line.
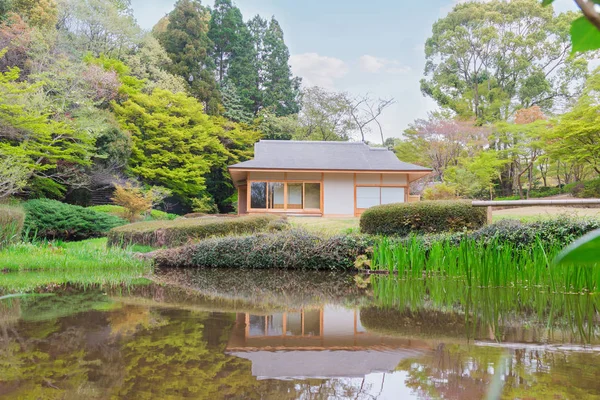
[209, 0, 258, 116]
[247, 15, 268, 114]
[157, 0, 221, 115]
[262, 17, 300, 116]
[208, 0, 243, 82]
[221, 80, 252, 123]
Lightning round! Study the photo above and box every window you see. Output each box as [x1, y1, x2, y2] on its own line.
[357, 187, 381, 209]
[381, 187, 405, 205]
[305, 183, 321, 209]
[268, 182, 285, 209]
[357, 186, 405, 209]
[249, 181, 321, 211]
[250, 182, 267, 209]
[287, 183, 303, 209]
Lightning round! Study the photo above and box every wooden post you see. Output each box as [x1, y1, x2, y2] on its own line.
[487, 206, 493, 225]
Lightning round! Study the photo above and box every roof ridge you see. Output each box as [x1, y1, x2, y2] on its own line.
[259, 140, 366, 145]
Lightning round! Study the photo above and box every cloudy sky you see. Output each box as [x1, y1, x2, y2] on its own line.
[130, 0, 578, 143]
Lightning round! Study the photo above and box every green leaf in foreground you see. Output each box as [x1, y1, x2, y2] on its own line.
[571, 16, 600, 53]
[554, 229, 600, 265]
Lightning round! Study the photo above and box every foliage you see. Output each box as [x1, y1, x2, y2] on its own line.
[154, 229, 373, 270]
[550, 68, 600, 176]
[0, 64, 94, 198]
[111, 183, 153, 222]
[296, 86, 354, 141]
[23, 199, 126, 241]
[360, 200, 487, 236]
[555, 228, 600, 266]
[191, 196, 218, 214]
[542, 0, 600, 52]
[107, 214, 278, 248]
[157, 0, 221, 114]
[422, 0, 586, 122]
[421, 183, 457, 201]
[0, 204, 24, 248]
[568, 178, 600, 198]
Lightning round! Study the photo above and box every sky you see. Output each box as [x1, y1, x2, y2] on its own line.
[130, 0, 578, 143]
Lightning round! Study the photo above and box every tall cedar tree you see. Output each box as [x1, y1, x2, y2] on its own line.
[157, 0, 221, 115]
[247, 15, 267, 114]
[262, 17, 300, 116]
[209, 0, 258, 116]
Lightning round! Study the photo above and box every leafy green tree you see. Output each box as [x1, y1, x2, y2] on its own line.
[113, 88, 225, 200]
[255, 108, 299, 140]
[421, 0, 586, 122]
[550, 68, 600, 176]
[157, 0, 221, 115]
[296, 86, 354, 141]
[56, 0, 142, 58]
[12, 0, 57, 28]
[0, 65, 93, 197]
[262, 17, 301, 116]
[124, 34, 188, 94]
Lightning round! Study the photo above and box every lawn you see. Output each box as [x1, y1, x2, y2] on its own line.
[493, 206, 600, 222]
[289, 217, 360, 235]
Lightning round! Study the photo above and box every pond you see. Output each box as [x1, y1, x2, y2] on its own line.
[1, 269, 599, 399]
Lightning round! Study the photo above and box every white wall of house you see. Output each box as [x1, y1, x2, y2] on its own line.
[323, 173, 354, 216]
[245, 171, 409, 216]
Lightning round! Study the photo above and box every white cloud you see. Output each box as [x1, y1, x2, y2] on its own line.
[359, 55, 411, 75]
[289, 53, 349, 89]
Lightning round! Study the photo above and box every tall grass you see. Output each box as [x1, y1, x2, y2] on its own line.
[0, 238, 152, 273]
[0, 204, 25, 248]
[371, 235, 600, 293]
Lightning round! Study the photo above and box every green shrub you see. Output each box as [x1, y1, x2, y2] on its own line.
[563, 178, 600, 198]
[107, 214, 279, 248]
[360, 200, 487, 236]
[23, 199, 127, 241]
[266, 218, 291, 232]
[89, 205, 177, 221]
[0, 204, 25, 247]
[422, 183, 457, 201]
[154, 230, 373, 270]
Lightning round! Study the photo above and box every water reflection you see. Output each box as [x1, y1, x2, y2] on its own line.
[0, 269, 599, 399]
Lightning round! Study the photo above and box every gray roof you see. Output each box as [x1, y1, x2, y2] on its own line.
[229, 140, 431, 172]
[229, 349, 424, 379]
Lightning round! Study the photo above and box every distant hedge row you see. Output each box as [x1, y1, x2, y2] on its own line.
[107, 214, 279, 248]
[154, 230, 372, 270]
[360, 200, 487, 236]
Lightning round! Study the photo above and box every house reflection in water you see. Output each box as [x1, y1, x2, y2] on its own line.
[226, 305, 430, 380]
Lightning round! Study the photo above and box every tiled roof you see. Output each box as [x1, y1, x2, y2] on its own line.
[229, 140, 431, 172]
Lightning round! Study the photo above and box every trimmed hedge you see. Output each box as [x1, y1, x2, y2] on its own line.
[107, 214, 279, 248]
[88, 205, 178, 221]
[23, 199, 127, 241]
[0, 204, 25, 247]
[360, 200, 487, 236]
[154, 230, 373, 270]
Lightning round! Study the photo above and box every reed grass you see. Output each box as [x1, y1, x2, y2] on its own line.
[371, 235, 600, 293]
[0, 204, 25, 248]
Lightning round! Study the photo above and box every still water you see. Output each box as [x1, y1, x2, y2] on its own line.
[1, 269, 599, 399]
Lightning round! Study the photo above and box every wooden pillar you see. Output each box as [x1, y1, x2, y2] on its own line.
[487, 206, 493, 225]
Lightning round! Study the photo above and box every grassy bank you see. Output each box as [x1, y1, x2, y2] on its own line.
[0, 239, 153, 293]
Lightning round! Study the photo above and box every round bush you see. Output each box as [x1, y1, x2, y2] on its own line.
[23, 199, 127, 241]
[360, 200, 487, 236]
